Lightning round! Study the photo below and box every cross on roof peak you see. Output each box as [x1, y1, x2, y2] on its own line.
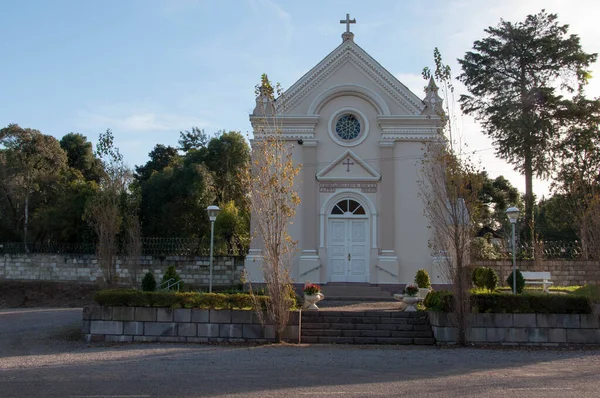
[340, 13, 356, 34]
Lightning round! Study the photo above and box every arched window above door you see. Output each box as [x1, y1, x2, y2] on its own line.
[331, 199, 366, 215]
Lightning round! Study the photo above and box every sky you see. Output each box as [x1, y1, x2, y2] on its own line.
[1, 0, 599, 199]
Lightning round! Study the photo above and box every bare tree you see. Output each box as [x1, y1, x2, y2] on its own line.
[85, 129, 131, 285]
[421, 49, 483, 345]
[245, 74, 300, 343]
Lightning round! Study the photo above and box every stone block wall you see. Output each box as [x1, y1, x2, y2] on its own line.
[473, 260, 600, 286]
[0, 254, 244, 286]
[82, 306, 300, 343]
[429, 311, 600, 346]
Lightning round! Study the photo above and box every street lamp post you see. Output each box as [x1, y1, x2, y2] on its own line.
[505, 207, 520, 294]
[206, 205, 221, 293]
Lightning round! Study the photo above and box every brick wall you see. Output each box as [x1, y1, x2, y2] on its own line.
[473, 260, 600, 286]
[82, 306, 299, 343]
[0, 254, 244, 286]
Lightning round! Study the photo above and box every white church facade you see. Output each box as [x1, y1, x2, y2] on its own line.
[245, 17, 444, 287]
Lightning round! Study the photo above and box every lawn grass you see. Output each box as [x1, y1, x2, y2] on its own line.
[496, 285, 581, 293]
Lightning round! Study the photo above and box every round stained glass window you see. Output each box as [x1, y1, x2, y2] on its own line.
[335, 114, 361, 141]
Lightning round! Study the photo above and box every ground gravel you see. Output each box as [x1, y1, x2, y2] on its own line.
[2, 307, 600, 397]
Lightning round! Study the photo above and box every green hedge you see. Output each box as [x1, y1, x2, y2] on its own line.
[94, 289, 271, 310]
[425, 290, 592, 314]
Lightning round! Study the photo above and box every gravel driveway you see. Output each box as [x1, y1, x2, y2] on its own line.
[1, 308, 600, 397]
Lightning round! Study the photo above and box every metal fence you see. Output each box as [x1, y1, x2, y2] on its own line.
[1, 239, 585, 260]
[476, 240, 584, 260]
[0, 237, 247, 257]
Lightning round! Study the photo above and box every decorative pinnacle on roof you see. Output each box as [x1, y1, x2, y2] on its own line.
[340, 13, 356, 42]
[421, 77, 444, 116]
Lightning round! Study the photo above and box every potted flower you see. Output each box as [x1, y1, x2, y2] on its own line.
[402, 284, 420, 312]
[414, 269, 432, 299]
[302, 282, 324, 310]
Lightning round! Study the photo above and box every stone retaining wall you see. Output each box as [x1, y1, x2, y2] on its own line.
[83, 306, 300, 343]
[0, 254, 244, 286]
[473, 260, 600, 286]
[429, 311, 600, 346]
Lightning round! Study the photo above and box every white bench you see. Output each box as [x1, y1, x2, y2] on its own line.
[520, 271, 553, 293]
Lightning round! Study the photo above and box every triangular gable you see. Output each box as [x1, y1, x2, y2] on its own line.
[316, 150, 381, 181]
[277, 39, 425, 116]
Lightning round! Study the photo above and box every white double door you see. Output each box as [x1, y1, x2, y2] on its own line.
[328, 218, 369, 282]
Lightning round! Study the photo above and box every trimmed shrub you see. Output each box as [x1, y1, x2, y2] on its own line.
[472, 267, 498, 291]
[161, 265, 183, 291]
[471, 293, 591, 314]
[472, 266, 486, 288]
[506, 269, 525, 294]
[430, 291, 592, 314]
[141, 272, 156, 292]
[574, 285, 600, 303]
[424, 290, 452, 312]
[482, 268, 498, 292]
[415, 269, 431, 289]
[94, 289, 149, 307]
[92, 290, 270, 309]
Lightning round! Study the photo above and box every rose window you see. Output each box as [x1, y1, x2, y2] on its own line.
[335, 114, 361, 141]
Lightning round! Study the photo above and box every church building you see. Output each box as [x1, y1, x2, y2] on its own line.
[245, 15, 444, 288]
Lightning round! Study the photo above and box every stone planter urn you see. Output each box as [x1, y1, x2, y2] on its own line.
[418, 288, 430, 299]
[303, 293, 324, 310]
[402, 295, 420, 312]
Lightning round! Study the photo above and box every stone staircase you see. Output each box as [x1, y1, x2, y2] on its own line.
[301, 310, 435, 345]
[320, 283, 395, 301]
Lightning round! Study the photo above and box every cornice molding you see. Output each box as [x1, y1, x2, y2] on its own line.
[278, 42, 425, 116]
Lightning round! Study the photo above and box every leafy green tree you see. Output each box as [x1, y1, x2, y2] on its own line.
[478, 172, 523, 232]
[178, 127, 209, 152]
[140, 162, 215, 238]
[134, 144, 180, 183]
[458, 10, 597, 244]
[203, 131, 250, 208]
[0, 124, 67, 245]
[535, 194, 578, 241]
[32, 177, 98, 243]
[214, 200, 249, 255]
[60, 133, 104, 182]
[553, 96, 600, 256]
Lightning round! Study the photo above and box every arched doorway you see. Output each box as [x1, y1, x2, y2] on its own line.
[327, 198, 370, 282]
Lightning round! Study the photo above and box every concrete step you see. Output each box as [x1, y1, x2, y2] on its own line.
[323, 296, 397, 301]
[300, 336, 435, 345]
[301, 329, 433, 338]
[320, 285, 394, 299]
[300, 310, 435, 345]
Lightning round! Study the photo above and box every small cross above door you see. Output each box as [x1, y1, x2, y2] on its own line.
[342, 157, 354, 172]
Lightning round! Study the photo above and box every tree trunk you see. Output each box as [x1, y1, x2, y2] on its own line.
[24, 193, 29, 253]
[523, 151, 535, 252]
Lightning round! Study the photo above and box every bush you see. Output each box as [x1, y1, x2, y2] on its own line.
[423, 290, 452, 311]
[482, 268, 498, 292]
[471, 293, 592, 314]
[141, 272, 156, 292]
[427, 291, 592, 314]
[472, 267, 498, 291]
[94, 289, 149, 307]
[415, 269, 431, 289]
[506, 269, 525, 294]
[472, 266, 486, 288]
[574, 285, 600, 303]
[93, 290, 270, 309]
[161, 265, 183, 291]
